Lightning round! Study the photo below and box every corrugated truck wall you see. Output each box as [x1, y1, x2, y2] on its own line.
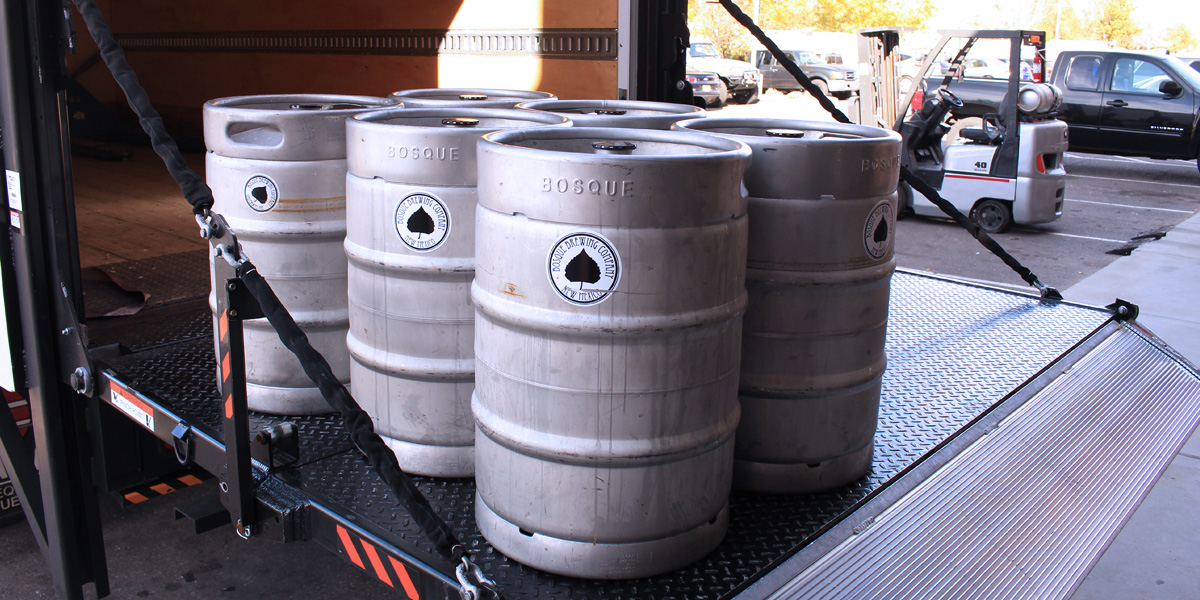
[67, 0, 619, 138]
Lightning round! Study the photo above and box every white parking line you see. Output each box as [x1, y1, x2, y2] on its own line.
[1065, 173, 1200, 189]
[1047, 232, 1126, 243]
[1066, 153, 1196, 168]
[1064, 198, 1194, 214]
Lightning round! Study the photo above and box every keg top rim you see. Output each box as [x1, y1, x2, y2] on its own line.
[515, 99, 706, 117]
[673, 117, 902, 143]
[204, 94, 396, 113]
[389, 88, 556, 102]
[482, 126, 751, 160]
[350, 107, 571, 128]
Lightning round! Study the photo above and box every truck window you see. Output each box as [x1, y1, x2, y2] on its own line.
[1110, 58, 1171, 94]
[1065, 55, 1103, 90]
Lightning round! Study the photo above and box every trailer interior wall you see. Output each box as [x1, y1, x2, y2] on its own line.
[68, 0, 619, 137]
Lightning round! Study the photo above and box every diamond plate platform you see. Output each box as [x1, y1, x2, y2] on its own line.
[98, 269, 1114, 599]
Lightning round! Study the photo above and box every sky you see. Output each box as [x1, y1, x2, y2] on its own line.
[928, 0, 1198, 47]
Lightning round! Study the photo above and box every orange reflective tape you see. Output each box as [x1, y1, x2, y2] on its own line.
[220, 353, 231, 382]
[150, 483, 176, 495]
[124, 492, 149, 504]
[219, 311, 228, 342]
[360, 541, 393, 587]
[388, 556, 421, 600]
[224, 395, 233, 419]
[179, 475, 204, 487]
[336, 525, 365, 569]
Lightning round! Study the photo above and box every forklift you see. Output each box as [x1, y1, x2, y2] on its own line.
[894, 30, 1068, 233]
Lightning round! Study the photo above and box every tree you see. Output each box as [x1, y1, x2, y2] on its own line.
[1164, 25, 1197, 54]
[811, 0, 935, 32]
[1091, 0, 1141, 48]
[687, 0, 936, 58]
[1032, 3, 1088, 40]
[688, 1, 756, 60]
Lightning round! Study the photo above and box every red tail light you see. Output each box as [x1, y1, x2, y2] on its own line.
[1037, 154, 1046, 173]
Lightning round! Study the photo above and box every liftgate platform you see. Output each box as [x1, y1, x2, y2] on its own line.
[74, 248, 1200, 599]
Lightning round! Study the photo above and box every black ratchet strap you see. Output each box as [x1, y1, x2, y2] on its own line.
[70, 0, 213, 216]
[900, 168, 1061, 299]
[238, 265, 465, 562]
[716, 0, 1061, 301]
[716, 0, 850, 122]
[69, 0, 488, 585]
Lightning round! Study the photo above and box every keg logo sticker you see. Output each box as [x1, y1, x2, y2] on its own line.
[244, 175, 278, 212]
[863, 201, 893, 260]
[395, 192, 450, 252]
[547, 232, 621, 306]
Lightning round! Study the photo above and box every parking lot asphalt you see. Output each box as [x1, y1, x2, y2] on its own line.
[729, 92, 1200, 600]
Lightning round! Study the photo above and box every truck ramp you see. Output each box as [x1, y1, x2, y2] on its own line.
[89, 250, 1200, 599]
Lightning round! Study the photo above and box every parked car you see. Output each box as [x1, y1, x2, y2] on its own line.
[961, 57, 1011, 79]
[754, 49, 859, 99]
[918, 49, 1200, 171]
[1178, 56, 1200, 72]
[687, 41, 762, 104]
[686, 70, 729, 108]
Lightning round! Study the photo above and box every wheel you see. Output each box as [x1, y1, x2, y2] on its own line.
[898, 75, 913, 96]
[732, 87, 759, 105]
[813, 79, 829, 97]
[971, 199, 1013, 233]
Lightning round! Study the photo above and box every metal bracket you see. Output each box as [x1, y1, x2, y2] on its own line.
[207, 210, 266, 540]
[57, 284, 95, 397]
[1107, 299, 1140, 322]
[251, 422, 299, 470]
[171, 421, 193, 465]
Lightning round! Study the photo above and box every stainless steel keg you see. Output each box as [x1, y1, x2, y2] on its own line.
[344, 108, 571, 477]
[389, 88, 556, 108]
[204, 94, 393, 415]
[674, 117, 902, 494]
[473, 127, 751, 579]
[515, 99, 705, 129]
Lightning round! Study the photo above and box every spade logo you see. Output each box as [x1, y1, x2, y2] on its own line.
[244, 175, 278, 212]
[407, 207, 436, 236]
[873, 218, 888, 244]
[863, 201, 893, 260]
[565, 250, 601, 285]
[547, 231, 620, 306]
[395, 193, 450, 252]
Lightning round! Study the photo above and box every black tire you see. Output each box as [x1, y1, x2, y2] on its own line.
[732, 87, 759, 105]
[971, 199, 1013, 233]
[813, 79, 829, 97]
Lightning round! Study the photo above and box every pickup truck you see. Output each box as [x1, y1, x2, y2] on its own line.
[688, 41, 763, 104]
[753, 49, 859, 99]
[920, 50, 1200, 171]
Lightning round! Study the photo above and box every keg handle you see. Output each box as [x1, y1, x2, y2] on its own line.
[224, 121, 286, 148]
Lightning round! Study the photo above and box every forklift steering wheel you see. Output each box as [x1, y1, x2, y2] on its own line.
[937, 88, 964, 107]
